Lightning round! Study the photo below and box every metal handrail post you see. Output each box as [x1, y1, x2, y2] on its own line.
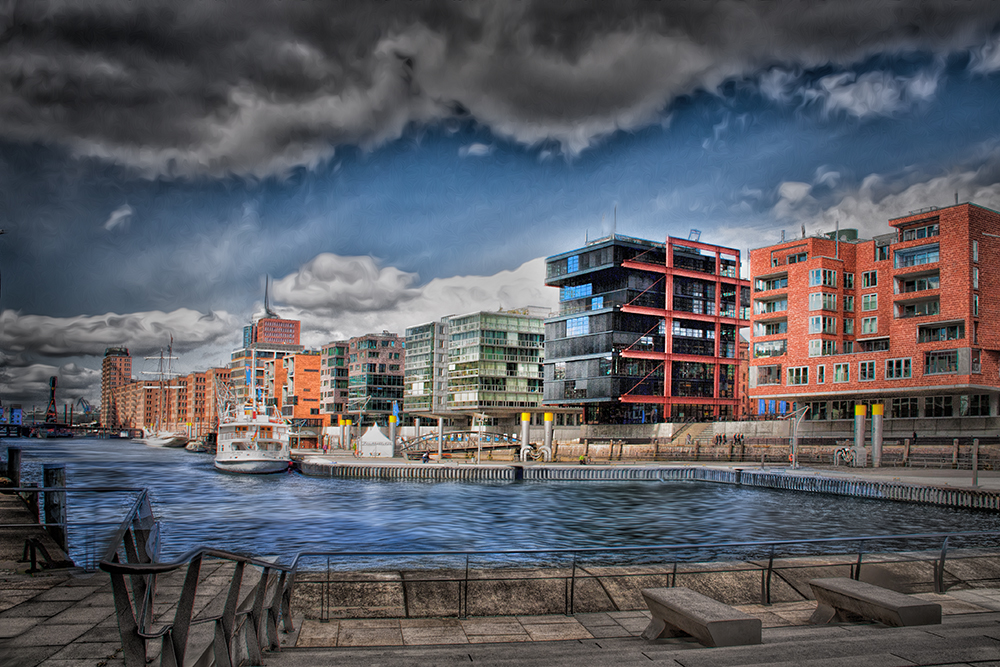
[569, 555, 577, 616]
[853, 540, 864, 580]
[935, 536, 951, 594]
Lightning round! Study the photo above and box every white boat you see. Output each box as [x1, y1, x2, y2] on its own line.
[139, 429, 189, 448]
[214, 404, 291, 474]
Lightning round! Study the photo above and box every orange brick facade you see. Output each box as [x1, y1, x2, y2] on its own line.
[748, 203, 999, 421]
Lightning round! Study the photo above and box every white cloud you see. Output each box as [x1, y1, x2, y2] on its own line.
[269, 254, 557, 349]
[102, 204, 134, 231]
[271, 253, 421, 316]
[0, 308, 239, 357]
[970, 34, 1000, 73]
[459, 143, 493, 157]
[809, 69, 940, 118]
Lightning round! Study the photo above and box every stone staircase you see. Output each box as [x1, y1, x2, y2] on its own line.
[670, 422, 714, 446]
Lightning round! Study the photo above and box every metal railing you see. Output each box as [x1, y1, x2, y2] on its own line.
[99, 490, 295, 667]
[288, 530, 1000, 620]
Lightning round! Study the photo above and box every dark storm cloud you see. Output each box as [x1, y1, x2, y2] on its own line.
[0, 0, 997, 177]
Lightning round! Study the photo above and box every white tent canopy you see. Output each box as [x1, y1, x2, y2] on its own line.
[359, 425, 394, 458]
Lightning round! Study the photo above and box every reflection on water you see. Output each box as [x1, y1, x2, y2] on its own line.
[7, 438, 1000, 564]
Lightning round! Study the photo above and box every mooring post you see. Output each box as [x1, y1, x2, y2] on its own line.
[43, 463, 67, 551]
[5, 446, 21, 487]
[903, 438, 911, 467]
[952, 439, 959, 469]
[972, 438, 979, 487]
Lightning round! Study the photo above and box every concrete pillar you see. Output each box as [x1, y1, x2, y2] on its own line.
[519, 412, 531, 462]
[339, 417, 345, 450]
[953, 438, 960, 469]
[853, 405, 867, 467]
[871, 404, 884, 468]
[345, 419, 352, 452]
[5, 446, 21, 488]
[43, 464, 67, 551]
[540, 413, 553, 461]
[415, 418, 421, 441]
[438, 418, 444, 459]
[972, 438, 980, 487]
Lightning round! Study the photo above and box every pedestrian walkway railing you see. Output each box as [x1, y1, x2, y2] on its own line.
[286, 530, 1000, 621]
[99, 489, 295, 667]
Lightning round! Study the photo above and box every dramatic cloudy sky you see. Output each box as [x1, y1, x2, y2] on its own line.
[4, 0, 1000, 409]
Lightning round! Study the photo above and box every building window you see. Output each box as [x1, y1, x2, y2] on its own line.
[891, 397, 919, 418]
[917, 323, 964, 343]
[755, 320, 788, 336]
[758, 365, 781, 385]
[808, 401, 827, 420]
[554, 362, 566, 380]
[974, 294, 979, 317]
[861, 294, 877, 311]
[897, 299, 939, 318]
[787, 252, 807, 264]
[844, 318, 854, 335]
[830, 400, 855, 420]
[844, 273, 854, 289]
[963, 394, 990, 416]
[755, 298, 788, 314]
[973, 267, 979, 290]
[860, 317, 877, 335]
[809, 269, 838, 287]
[844, 295, 855, 312]
[898, 274, 939, 293]
[817, 365, 825, 384]
[566, 317, 590, 337]
[901, 222, 939, 241]
[754, 340, 787, 358]
[862, 271, 877, 288]
[755, 276, 789, 291]
[895, 243, 940, 268]
[885, 358, 912, 379]
[924, 350, 958, 375]
[876, 244, 891, 261]
[808, 339, 837, 357]
[925, 395, 953, 417]
[809, 292, 837, 311]
[787, 366, 809, 385]
[809, 316, 837, 334]
[972, 348, 981, 374]
[973, 240, 979, 263]
[859, 360, 876, 381]
[833, 363, 850, 383]
[567, 255, 579, 273]
[560, 283, 592, 301]
[591, 296, 604, 310]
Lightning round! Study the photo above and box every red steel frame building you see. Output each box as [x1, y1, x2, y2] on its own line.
[748, 202, 999, 422]
[620, 236, 751, 420]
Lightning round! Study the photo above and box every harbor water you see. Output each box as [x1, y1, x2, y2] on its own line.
[6, 437, 1000, 566]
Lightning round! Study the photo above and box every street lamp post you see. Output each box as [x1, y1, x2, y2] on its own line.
[782, 406, 811, 469]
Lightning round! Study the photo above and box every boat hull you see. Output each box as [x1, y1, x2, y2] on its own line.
[214, 458, 290, 474]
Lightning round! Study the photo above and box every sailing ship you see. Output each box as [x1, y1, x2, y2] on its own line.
[136, 339, 189, 448]
[213, 347, 292, 474]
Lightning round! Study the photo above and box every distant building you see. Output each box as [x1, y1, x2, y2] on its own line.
[403, 320, 450, 416]
[319, 341, 350, 420]
[346, 331, 405, 427]
[747, 202, 999, 424]
[230, 314, 303, 404]
[100, 346, 132, 428]
[543, 234, 750, 423]
[270, 351, 325, 424]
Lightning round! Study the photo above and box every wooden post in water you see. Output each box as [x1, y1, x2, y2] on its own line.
[972, 438, 979, 487]
[43, 464, 67, 551]
[5, 446, 20, 487]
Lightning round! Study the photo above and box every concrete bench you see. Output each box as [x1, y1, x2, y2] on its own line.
[808, 577, 941, 626]
[640, 587, 762, 647]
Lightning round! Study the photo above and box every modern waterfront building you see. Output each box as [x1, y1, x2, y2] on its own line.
[747, 202, 999, 424]
[270, 351, 325, 424]
[544, 234, 750, 423]
[346, 331, 405, 427]
[100, 346, 132, 428]
[403, 320, 450, 416]
[319, 341, 350, 419]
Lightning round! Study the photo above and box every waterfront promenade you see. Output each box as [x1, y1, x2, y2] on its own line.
[2, 461, 999, 666]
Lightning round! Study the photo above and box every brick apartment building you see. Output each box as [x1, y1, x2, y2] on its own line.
[100, 346, 132, 428]
[268, 351, 325, 424]
[111, 366, 230, 436]
[748, 202, 999, 427]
